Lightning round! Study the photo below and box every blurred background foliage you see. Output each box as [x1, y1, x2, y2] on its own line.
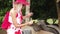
[31, 0, 58, 20]
[0, 0, 58, 25]
[0, 0, 12, 26]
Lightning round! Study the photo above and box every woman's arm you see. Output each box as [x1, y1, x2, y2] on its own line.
[10, 9, 29, 28]
[20, 21, 33, 27]
[10, 10, 31, 28]
[19, 22, 29, 27]
[10, 9, 20, 28]
[23, 12, 33, 20]
[10, 11, 32, 28]
[22, 15, 28, 19]
[19, 20, 33, 27]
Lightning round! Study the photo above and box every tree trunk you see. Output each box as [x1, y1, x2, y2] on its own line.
[56, 0, 60, 28]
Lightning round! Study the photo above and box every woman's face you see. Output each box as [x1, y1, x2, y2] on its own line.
[14, 3, 23, 11]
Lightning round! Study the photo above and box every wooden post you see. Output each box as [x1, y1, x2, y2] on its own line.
[25, 0, 30, 22]
[56, 0, 60, 28]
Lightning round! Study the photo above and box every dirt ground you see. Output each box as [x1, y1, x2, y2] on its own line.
[0, 29, 7, 34]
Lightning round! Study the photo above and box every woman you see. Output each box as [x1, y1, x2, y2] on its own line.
[7, 0, 33, 34]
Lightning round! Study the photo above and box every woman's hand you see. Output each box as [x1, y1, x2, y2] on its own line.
[26, 12, 33, 18]
[23, 12, 33, 19]
[28, 20, 33, 25]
